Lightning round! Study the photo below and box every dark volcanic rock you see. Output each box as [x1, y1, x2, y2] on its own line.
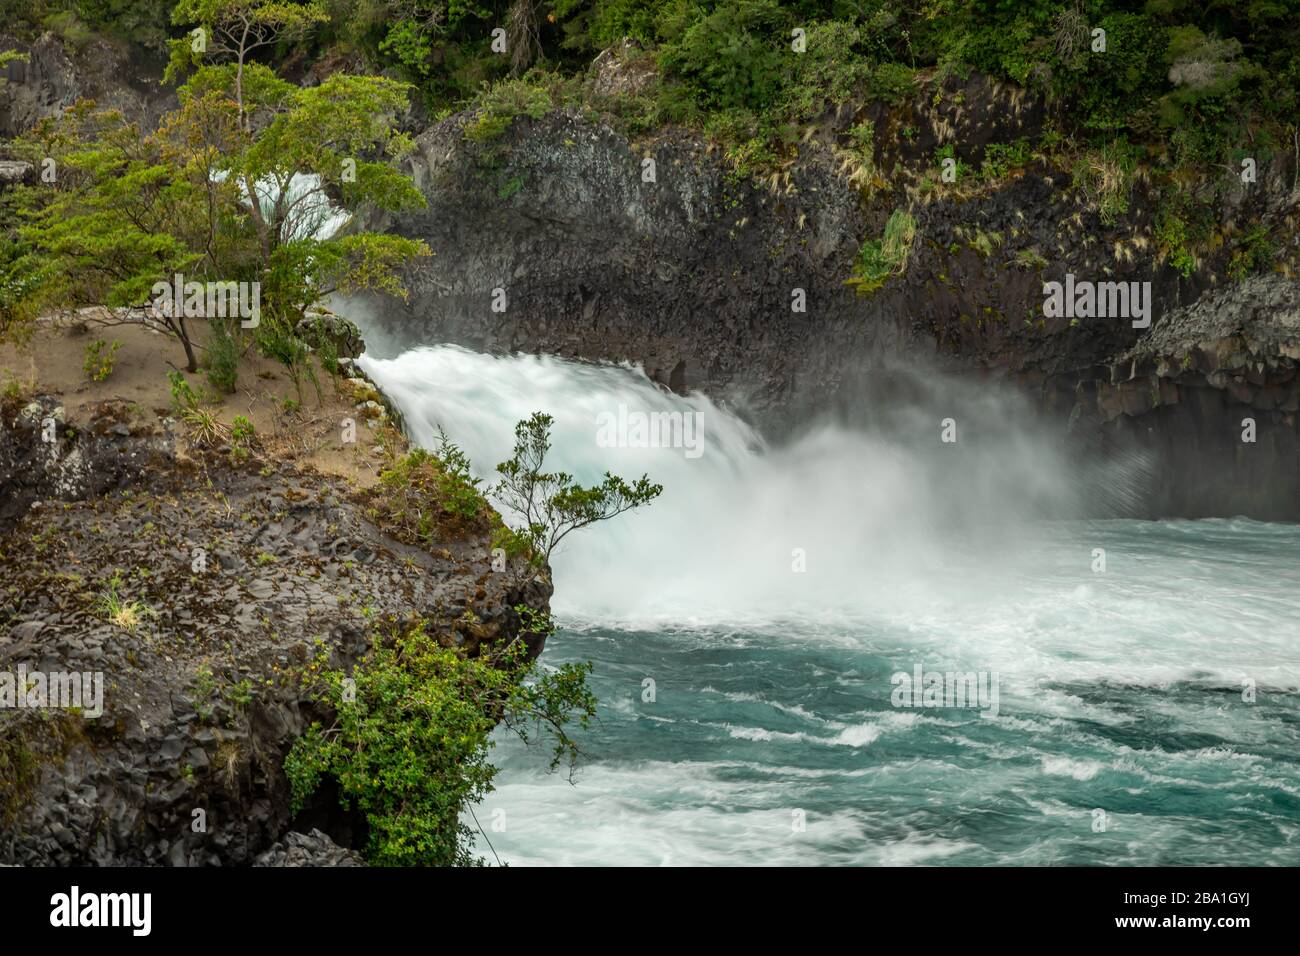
[0, 396, 172, 530]
[1077, 275, 1300, 518]
[0, 34, 79, 138]
[0, 399, 551, 865]
[295, 311, 365, 359]
[358, 75, 1300, 518]
[253, 829, 364, 867]
[0, 31, 174, 138]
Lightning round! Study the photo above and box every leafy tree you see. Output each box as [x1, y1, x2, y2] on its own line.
[493, 411, 663, 566]
[173, 63, 430, 300]
[5, 11, 429, 370]
[167, 0, 331, 132]
[10, 104, 213, 368]
[285, 620, 596, 866]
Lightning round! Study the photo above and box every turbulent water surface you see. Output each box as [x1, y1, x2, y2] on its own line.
[361, 344, 1300, 867]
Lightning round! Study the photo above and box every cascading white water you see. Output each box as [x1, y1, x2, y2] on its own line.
[364, 345, 1098, 624]
[360, 344, 1300, 866]
[224, 171, 352, 242]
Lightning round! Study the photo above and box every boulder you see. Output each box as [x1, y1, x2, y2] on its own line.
[295, 311, 365, 359]
[253, 830, 365, 867]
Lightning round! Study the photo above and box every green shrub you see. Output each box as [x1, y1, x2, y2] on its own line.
[1155, 212, 1195, 277]
[778, 20, 874, 116]
[658, 0, 790, 112]
[1153, 189, 1215, 278]
[968, 228, 1003, 258]
[41, 11, 95, 50]
[167, 369, 229, 446]
[284, 622, 596, 866]
[167, 370, 200, 413]
[870, 61, 916, 105]
[230, 415, 256, 462]
[979, 139, 1034, 181]
[1014, 247, 1049, 270]
[82, 339, 122, 382]
[369, 439, 492, 544]
[934, 143, 973, 182]
[497, 175, 525, 200]
[846, 208, 916, 296]
[1072, 140, 1138, 224]
[1227, 226, 1276, 281]
[491, 523, 535, 564]
[463, 75, 558, 144]
[205, 321, 240, 394]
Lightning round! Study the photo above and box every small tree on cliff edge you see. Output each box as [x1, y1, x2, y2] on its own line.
[493, 411, 662, 568]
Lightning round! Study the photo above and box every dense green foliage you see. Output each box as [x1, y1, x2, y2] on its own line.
[285, 620, 596, 866]
[12, 0, 1294, 165]
[0, 0, 174, 51]
[2, 1, 429, 372]
[309, 0, 1297, 178]
[329, 0, 1291, 285]
[4, 0, 1295, 298]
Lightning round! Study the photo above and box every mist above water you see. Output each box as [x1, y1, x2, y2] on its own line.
[359, 344, 1149, 629]
[358, 343, 1300, 866]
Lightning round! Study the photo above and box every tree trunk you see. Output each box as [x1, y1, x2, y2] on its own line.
[507, 0, 543, 76]
[179, 316, 199, 372]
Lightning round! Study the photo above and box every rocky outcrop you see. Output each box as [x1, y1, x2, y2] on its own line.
[253, 829, 364, 867]
[0, 396, 172, 530]
[295, 310, 365, 359]
[0, 34, 79, 138]
[1076, 276, 1300, 518]
[0, 31, 174, 138]
[587, 40, 658, 98]
[360, 71, 1300, 517]
[0, 396, 551, 865]
[0, 159, 33, 190]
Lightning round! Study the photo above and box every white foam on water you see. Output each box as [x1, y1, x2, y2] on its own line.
[361, 345, 1300, 691]
[357, 343, 1300, 866]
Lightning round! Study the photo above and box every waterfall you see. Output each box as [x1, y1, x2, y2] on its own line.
[358, 342, 1300, 866]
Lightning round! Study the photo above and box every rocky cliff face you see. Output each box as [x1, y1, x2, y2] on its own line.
[0, 395, 551, 865]
[0, 31, 174, 138]
[361, 72, 1300, 518]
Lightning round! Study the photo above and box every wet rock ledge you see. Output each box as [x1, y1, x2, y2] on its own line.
[0, 392, 550, 866]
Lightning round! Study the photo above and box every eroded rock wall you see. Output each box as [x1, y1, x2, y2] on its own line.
[362, 74, 1300, 517]
[0, 397, 550, 865]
